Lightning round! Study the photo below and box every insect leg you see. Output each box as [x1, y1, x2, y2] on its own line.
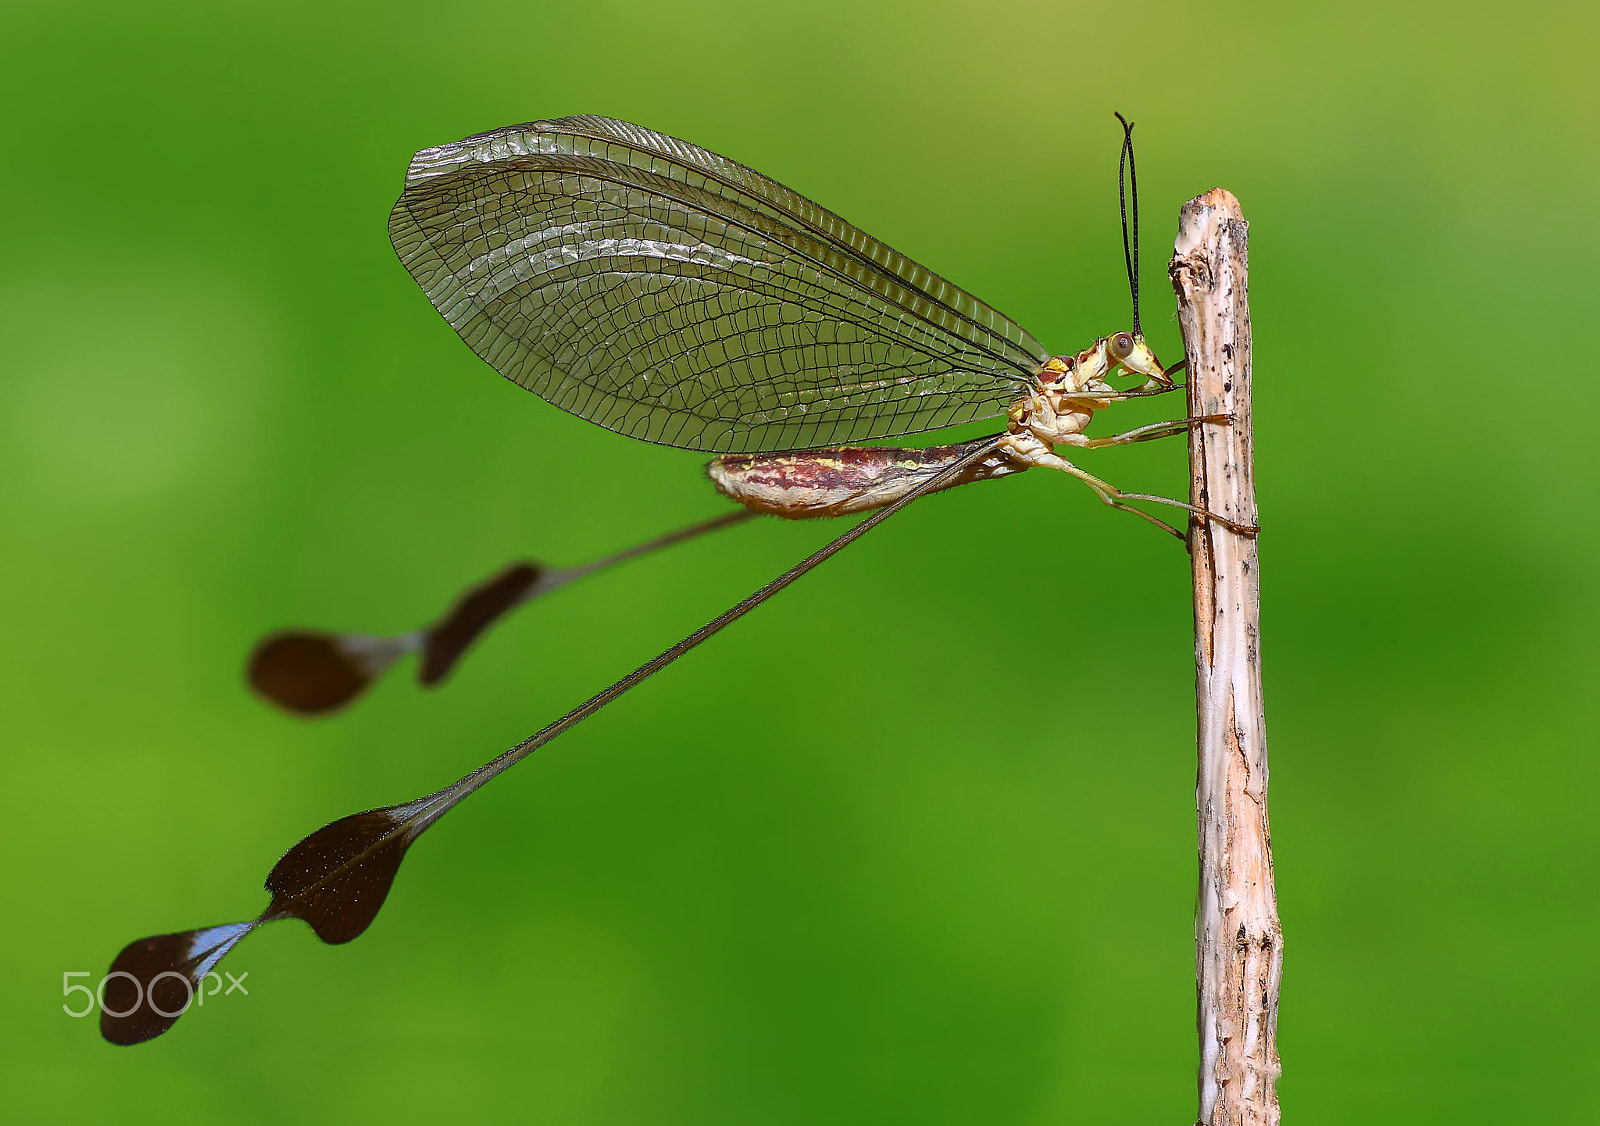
[1075, 413, 1232, 449]
[1020, 447, 1256, 538]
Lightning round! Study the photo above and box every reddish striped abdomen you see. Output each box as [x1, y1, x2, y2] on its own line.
[707, 438, 1018, 519]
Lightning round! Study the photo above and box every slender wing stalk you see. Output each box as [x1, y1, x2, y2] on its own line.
[247, 511, 754, 715]
[105, 439, 1001, 1044]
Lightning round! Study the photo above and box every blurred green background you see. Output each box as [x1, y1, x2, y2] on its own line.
[2, 0, 1595, 1121]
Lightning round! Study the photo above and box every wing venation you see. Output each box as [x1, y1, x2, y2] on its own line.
[390, 116, 1049, 452]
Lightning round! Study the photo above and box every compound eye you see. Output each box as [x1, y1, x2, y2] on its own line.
[1109, 333, 1135, 360]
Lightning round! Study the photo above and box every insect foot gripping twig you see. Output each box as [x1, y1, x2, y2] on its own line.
[1171, 189, 1282, 1126]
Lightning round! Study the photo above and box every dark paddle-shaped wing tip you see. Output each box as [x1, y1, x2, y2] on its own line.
[99, 446, 981, 1046]
[264, 803, 426, 944]
[419, 562, 542, 686]
[248, 515, 749, 717]
[102, 799, 434, 1045]
[248, 631, 402, 715]
[101, 921, 255, 1045]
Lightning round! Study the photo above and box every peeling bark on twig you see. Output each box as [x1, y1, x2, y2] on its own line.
[1171, 189, 1282, 1126]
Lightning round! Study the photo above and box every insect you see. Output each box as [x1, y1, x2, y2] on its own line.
[101, 113, 1246, 1044]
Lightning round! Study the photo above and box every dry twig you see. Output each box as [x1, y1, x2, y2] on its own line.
[1172, 189, 1282, 1126]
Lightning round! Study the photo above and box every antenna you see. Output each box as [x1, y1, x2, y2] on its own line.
[1114, 111, 1141, 336]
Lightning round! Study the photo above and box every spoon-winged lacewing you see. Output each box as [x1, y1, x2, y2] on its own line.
[101, 113, 1246, 1044]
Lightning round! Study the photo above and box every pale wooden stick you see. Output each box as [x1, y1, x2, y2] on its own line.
[1171, 188, 1282, 1126]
